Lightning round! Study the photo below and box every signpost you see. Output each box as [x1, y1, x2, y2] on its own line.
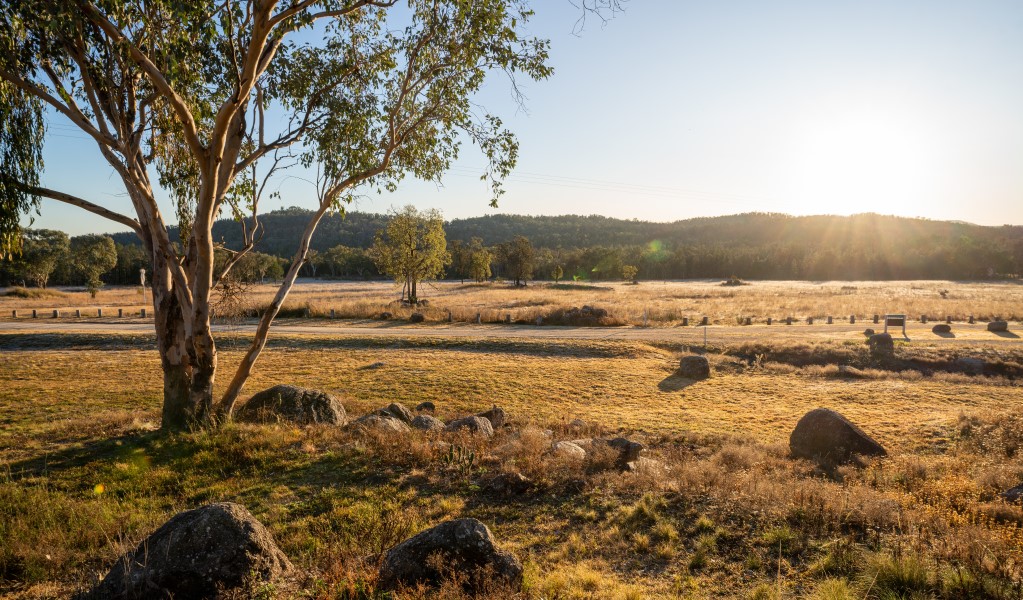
[884, 314, 907, 337]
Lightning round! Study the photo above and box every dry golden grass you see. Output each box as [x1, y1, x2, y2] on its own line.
[2, 333, 1023, 598]
[3, 279, 1023, 325]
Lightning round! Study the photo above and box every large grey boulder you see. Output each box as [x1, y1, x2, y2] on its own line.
[988, 320, 1009, 332]
[236, 384, 347, 425]
[445, 415, 495, 437]
[678, 355, 711, 379]
[411, 414, 445, 432]
[91, 503, 293, 599]
[378, 519, 523, 592]
[354, 413, 411, 434]
[478, 405, 507, 428]
[789, 408, 887, 463]
[374, 402, 414, 424]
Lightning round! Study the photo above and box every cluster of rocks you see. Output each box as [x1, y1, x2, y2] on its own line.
[90, 504, 522, 598]
[93, 382, 1022, 598]
[235, 383, 511, 441]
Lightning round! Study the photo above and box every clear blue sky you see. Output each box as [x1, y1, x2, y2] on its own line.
[30, 0, 1023, 235]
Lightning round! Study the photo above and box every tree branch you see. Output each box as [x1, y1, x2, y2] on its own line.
[17, 183, 142, 235]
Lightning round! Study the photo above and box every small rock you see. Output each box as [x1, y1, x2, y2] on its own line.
[409, 312, 425, 323]
[91, 503, 293, 599]
[416, 401, 436, 413]
[551, 441, 586, 461]
[411, 414, 445, 432]
[236, 384, 347, 425]
[445, 415, 494, 438]
[379, 311, 393, 320]
[478, 405, 507, 428]
[378, 519, 523, 592]
[988, 320, 1009, 332]
[354, 414, 411, 434]
[932, 323, 952, 334]
[607, 437, 645, 464]
[1001, 483, 1023, 503]
[956, 357, 985, 375]
[375, 402, 414, 424]
[625, 457, 665, 474]
[867, 332, 894, 355]
[789, 408, 887, 463]
[483, 472, 533, 495]
[678, 355, 711, 379]
[362, 361, 386, 369]
[568, 418, 586, 430]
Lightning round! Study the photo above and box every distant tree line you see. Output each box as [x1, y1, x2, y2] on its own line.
[22, 210, 1023, 288]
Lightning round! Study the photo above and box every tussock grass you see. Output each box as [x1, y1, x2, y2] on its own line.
[2, 287, 68, 300]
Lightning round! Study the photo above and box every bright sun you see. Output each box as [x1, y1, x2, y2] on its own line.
[787, 106, 938, 217]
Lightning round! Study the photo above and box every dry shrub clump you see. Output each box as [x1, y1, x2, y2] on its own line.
[543, 305, 625, 327]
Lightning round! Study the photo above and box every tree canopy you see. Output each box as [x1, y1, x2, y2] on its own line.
[0, 0, 557, 428]
[371, 205, 449, 303]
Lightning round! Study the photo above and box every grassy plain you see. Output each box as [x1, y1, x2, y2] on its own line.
[3, 279, 1023, 325]
[2, 326, 1023, 598]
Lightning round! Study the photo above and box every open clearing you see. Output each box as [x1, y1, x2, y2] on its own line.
[3, 279, 1023, 325]
[1, 280, 1022, 598]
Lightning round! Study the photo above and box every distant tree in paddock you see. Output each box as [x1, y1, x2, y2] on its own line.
[11, 229, 69, 288]
[70, 234, 117, 297]
[323, 245, 376, 279]
[552, 264, 564, 283]
[468, 237, 493, 283]
[112, 243, 150, 286]
[501, 235, 535, 287]
[372, 206, 450, 304]
[622, 264, 638, 283]
[302, 249, 322, 278]
[448, 239, 469, 283]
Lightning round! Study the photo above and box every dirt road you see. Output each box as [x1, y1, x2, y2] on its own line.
[0, 318, 1018, 346]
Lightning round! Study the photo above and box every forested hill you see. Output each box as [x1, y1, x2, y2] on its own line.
[109, 209, 1023, 280]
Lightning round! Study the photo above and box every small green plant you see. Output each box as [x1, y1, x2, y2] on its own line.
[442, 444, 477, 480]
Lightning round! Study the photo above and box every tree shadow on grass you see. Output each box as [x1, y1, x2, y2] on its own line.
[6, 430, 164, 479]
[658, 374, 698, 392]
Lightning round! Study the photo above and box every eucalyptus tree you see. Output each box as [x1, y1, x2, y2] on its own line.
[12, 229, 69, 288]
[0, 1, 562, 429]
[467, 237, 492, 283]
[371, 205, 449, 304]
[70, 234, 118, 296]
